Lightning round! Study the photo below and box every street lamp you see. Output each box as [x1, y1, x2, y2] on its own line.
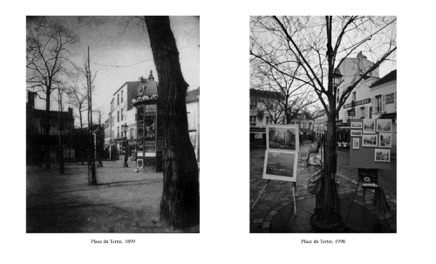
[121, 123, 128, 167]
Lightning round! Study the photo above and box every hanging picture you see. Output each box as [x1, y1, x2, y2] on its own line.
[379, 132, 392, 148]
[375, 148, 390, 162]
[350, 130, 362, 137]
[263, 150, 297, 182]
[362, 119, 375, 134]
[267, 124, 299, 152]
[353, 138, 360, 149]
[362, 134, 377, 147]
[351, 121, 363, 129]
[377, 119, 392, 133]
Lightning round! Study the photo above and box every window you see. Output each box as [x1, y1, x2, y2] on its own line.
[265, 116, 270, 124]
[117, 94, 119, 105]
[250, 116, 257, 125]
[121, 90, 124, 103]
[117, 126, 119, 138]
[360, 106, 365, 119]
[121, 108, 123, 121]
[352, 91, 356, 101]
[250, 99, 257, 109]
[117, 111, 120, 122]
[374, 95, 383, 113]
[369, 106, 372, 119]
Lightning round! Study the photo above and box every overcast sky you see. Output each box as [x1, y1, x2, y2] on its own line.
[34, 16, 199, 121]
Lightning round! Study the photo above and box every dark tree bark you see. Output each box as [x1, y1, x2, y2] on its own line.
[144, 16, 199, 230]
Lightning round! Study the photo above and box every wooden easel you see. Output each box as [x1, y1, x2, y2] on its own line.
[251, 180, 297, 215]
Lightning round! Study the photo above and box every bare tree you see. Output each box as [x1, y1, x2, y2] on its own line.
[26, 17, 78, 169]
[142, 16, 199, 230]
[251, 16, 396, 228]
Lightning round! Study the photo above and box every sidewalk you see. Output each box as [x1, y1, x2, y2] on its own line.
[26, 160, 166, 233]
[250, 141, 397, 233]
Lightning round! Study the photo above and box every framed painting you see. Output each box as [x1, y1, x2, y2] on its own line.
[374, 148, 390, 162]
[263, 150, 297, 182]
[362, 119, 375, 134]
[350, 130, 362, 137]
[362, 134, 377, 147]
[266, 124, 299, 152]
[379, 132, 392, 148]
[351, 121, 363, 129]
[376, 119, 392, 133]
[352, 138, 360, 149]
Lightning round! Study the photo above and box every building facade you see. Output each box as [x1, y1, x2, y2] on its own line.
[26, 91, 75, 164]
[186, 88, 200, 162]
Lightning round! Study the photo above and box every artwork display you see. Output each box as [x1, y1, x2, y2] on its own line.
[353, 138, 360, 149]
[362, 134, 377, 147]
[350, 130, 362, 137]
[377, 119, 392, 133]
[351, 122, 363, 129]
[362, 119, 375, 134]
[379, 133, 392, 148]
[267, 125, 299, 152]
[263, 150, 297, 182]
[375, 149, 390, 162]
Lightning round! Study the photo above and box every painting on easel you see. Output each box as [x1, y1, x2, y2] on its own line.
[263, 150, 297, 182]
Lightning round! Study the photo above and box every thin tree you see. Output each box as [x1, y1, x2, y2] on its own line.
[26, 17, 78, 169]
[251, 16, 396, 228]
[142, 16, 199, 230]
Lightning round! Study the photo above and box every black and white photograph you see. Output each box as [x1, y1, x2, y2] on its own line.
[26, 16, 200, 233]
[362, 119, 375, 134]
[377, 118, 392, 133]
[379, 132, 392, 148]
[250, 15, 397, 234]
[263, 151, 297, 181]
[350, 130, 362, 137]
[362, 134, 378, 147]
[375, 149, 391, 162]
[352, 138, 360, 149]
[267, 125, 299, 151]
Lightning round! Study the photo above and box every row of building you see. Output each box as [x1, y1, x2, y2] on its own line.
[250, 52, 397, 155]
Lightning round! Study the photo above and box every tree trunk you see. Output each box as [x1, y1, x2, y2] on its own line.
[79, 109, 84, 165]
[145, 16, 200, 230]
[44, 89, 51, 169]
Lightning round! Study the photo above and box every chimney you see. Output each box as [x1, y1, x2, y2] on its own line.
[148, 70, 154, 81]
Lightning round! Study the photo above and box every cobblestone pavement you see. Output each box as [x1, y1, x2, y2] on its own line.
[250, 142, 397, 233]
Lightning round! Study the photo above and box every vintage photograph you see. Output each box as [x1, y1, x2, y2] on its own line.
[26, 16, 200, 233]
[353, 138, 360, 149]
[267, 125, 299, 151]
[263, 151, 297, 181]
[362, 119, 375, 133]
[375, 148, 391, 162]
[351, 121, 363, 129]
[350, 130, 363, 137]
[362, 134, 378, 147]
[379, 132, 392, 148]
[250, 15, 397, 233]
[377, 118, 392, 133]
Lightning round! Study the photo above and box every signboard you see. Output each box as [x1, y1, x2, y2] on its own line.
[344, 98, 371, 109]
[385, 93, 395, 104]
[349, 119, 392, 169]
[263, 124, 299, 182]
[348, 109, 356, 116]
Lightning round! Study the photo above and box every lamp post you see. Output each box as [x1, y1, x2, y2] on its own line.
[121, 123, 128, 167]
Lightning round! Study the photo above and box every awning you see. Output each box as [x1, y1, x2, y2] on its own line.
[379, 112, 396, 122]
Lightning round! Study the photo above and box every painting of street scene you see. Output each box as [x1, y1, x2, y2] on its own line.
[377, 119, 392, 133]
[375, 149, 390, 162]
[362, 134, 377, 147]
[264, 151, 296, 179]
[379, 132, 392, 148]
[268, 125, 298, 151]
[363, 119, 375, 133]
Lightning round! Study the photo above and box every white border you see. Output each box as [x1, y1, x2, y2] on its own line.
[263, 150, 298, 182]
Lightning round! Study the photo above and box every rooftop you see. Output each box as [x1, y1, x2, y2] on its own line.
[370, 70, 396, 88]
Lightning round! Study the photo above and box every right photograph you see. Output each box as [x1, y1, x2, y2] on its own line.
[249, 16, 397, 233]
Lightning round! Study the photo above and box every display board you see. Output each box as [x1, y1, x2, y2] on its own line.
[349, 119, 392, 169]
[263, 124, 299, 182]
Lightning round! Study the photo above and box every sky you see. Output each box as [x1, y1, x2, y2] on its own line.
[33, 16, 199, 121]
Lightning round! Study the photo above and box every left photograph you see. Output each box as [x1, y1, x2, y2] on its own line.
[26, 16, 200, 233]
